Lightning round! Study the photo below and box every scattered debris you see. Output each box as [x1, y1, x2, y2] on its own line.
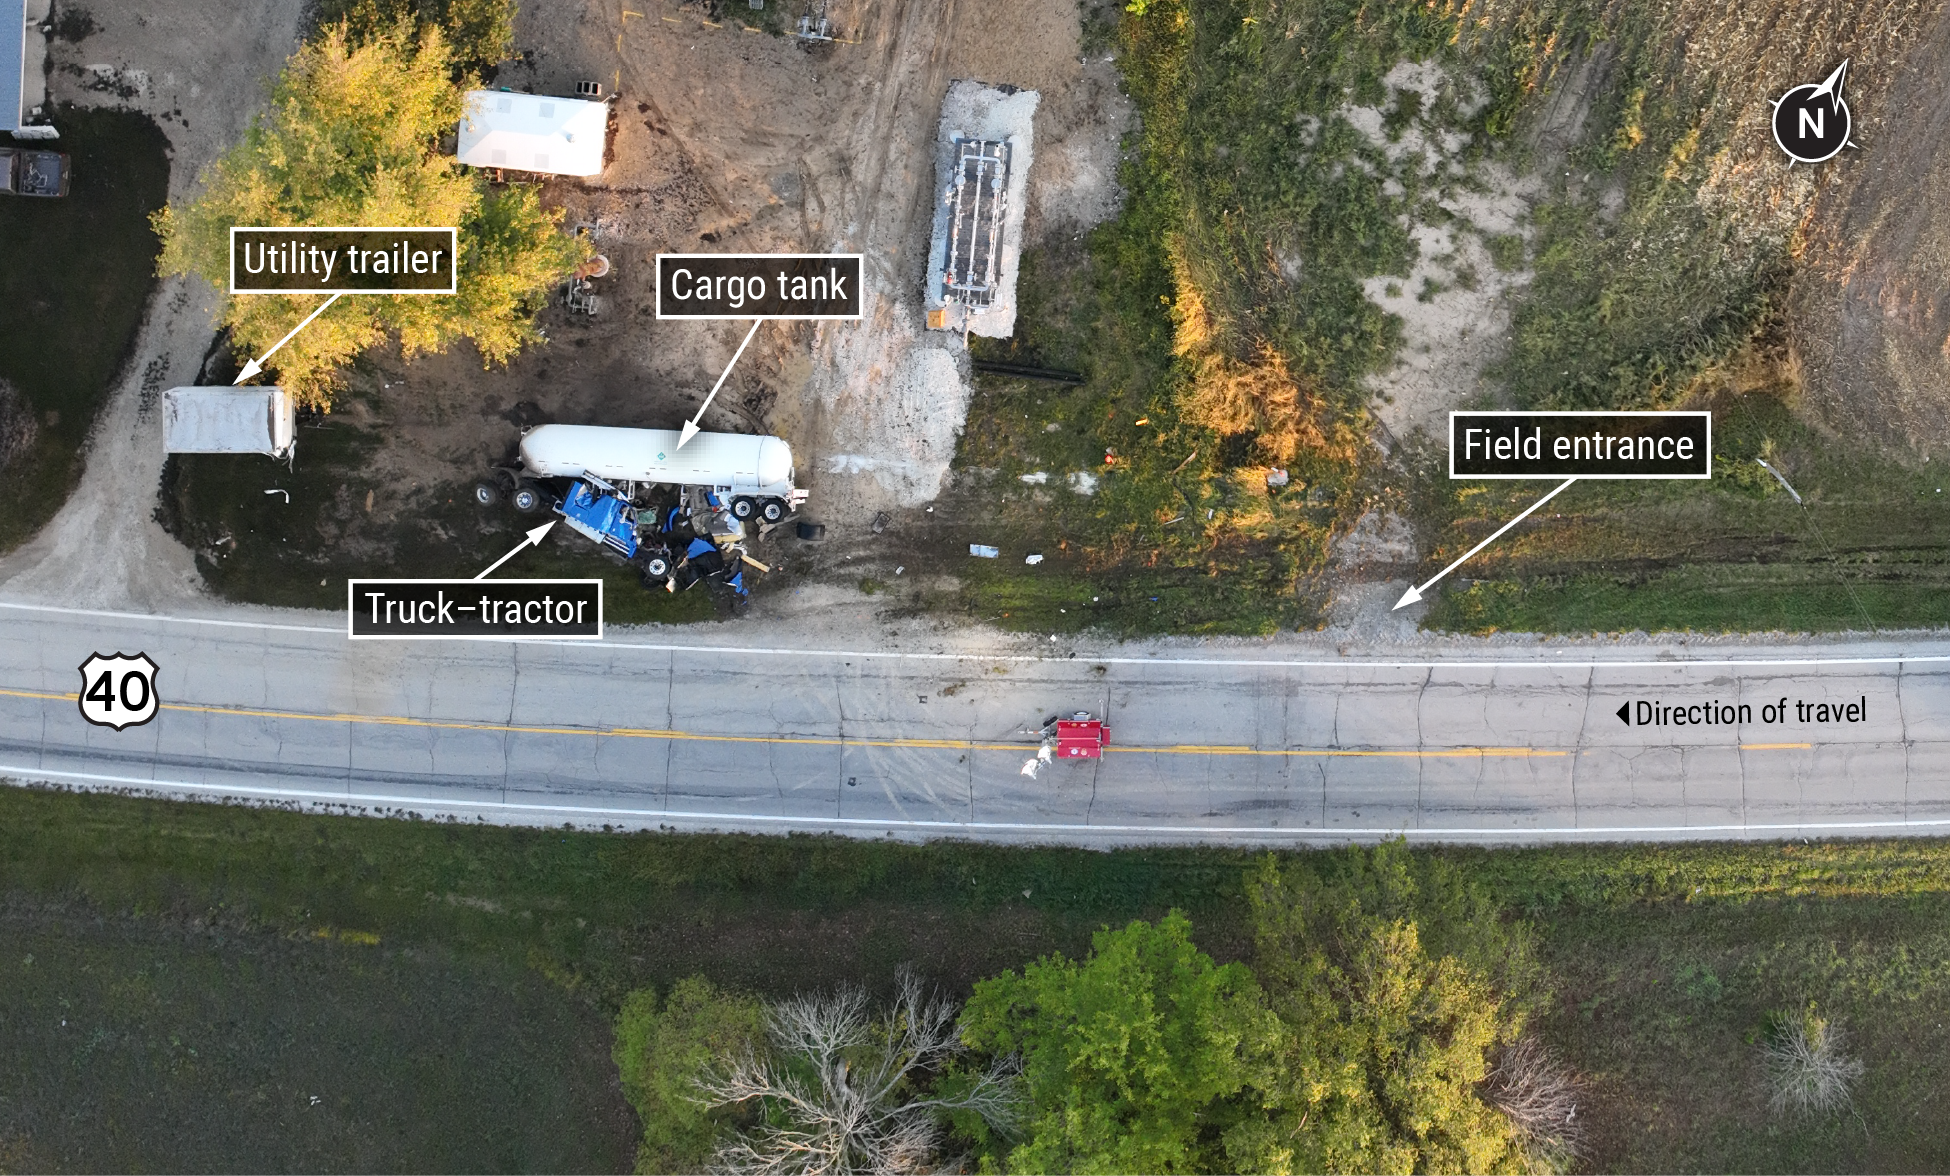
[1266, 466, 1290, 488]
[969, 543, 1000, 558]
[1025, 552, 1044, 565]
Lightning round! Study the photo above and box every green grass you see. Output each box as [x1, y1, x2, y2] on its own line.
[0, 108, 170, 553]
[1414, 388, 1950, 634]
[0, 898, 635, 1172]
[6, 787, 1950, 1170]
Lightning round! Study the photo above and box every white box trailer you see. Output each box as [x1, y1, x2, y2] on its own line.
[163, 386, 297, 459]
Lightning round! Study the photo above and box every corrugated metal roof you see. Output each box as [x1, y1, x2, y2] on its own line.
[1, 0, 26, 133]
[455, 90, 605, 176]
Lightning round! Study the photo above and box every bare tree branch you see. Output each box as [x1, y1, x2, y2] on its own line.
[1485, 1036, 1584, 1169]
[693, 969, 1023, 1175]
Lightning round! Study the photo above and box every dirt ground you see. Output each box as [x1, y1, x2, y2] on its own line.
[1792, 2, 1950, 455]
[387, 0, 1132, 530]
[0, 0, 1129, 611]
[0, 0, 308, 608]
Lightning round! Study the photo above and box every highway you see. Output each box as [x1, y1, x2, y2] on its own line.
[4, 601, 1950, 844]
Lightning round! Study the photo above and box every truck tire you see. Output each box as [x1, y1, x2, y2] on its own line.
[473, 481, 503, 507]
[760, 498, 787, 524]
[641, 553, 672, 579]
[731, 495, 757, 520]
[512, 483, 547, 513]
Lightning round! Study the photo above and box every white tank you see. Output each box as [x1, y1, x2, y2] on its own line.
[518, 424, 797, 496]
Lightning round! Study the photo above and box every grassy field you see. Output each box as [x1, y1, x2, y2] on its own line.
[3, 785, 1949, 1171]
[962, 0, 1950, 639]
[0, 108, 170, 553]
[1414, 383, 1950, 634]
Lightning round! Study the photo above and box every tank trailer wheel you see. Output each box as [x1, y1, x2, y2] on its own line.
[473, 481, 503, 507]
[730, 496, 758, 520]
[760, 498, 787, 524]
[512, 483, 547, 514]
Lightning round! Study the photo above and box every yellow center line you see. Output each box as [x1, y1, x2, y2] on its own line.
[0, 686, 1815, 760]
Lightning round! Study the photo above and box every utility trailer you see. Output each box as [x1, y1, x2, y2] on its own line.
[162, 386, 297, 459]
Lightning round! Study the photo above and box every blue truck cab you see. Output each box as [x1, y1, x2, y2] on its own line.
[555, 476, 639, 558]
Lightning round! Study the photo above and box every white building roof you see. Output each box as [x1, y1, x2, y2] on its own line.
[456, 90, 606, 177]
[163, 387, 297, 458]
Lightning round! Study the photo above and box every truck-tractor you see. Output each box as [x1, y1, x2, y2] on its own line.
[476, 424, 809, 589]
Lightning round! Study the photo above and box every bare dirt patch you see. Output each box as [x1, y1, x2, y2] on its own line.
[0, 0, 1131, 611]
[1791, 5, 1950, 454]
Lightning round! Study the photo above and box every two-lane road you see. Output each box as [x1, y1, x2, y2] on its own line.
[4, 602, 1948, 843]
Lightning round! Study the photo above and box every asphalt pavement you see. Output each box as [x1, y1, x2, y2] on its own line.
[6, 601, 1950, 844]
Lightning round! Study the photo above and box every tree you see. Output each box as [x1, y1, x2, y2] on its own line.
[614, 977, 767, 1174]
[324, 0, 517, 76]
[960, 911, 1275, 1174]
[694, 970, 1020, 1175]
[152, 23, 586, 405]
[1228, 846, 1542, 1175]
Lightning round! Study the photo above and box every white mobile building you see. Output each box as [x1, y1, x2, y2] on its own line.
[455, 90, 606, 176]
[163, 387, 298, 459]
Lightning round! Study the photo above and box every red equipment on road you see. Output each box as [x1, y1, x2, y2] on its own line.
[1055, 718, 1110, 759]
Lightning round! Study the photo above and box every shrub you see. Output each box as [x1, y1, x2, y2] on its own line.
[1484, 1036, 1584, 1172]
[613, 977, 765, 1174]
[1761, 1005, 1865, 1118]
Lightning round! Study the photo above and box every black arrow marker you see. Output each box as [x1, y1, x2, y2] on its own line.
[1616, 701, 1631, 726]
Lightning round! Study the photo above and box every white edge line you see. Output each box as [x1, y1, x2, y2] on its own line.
[8, 765, 1950, 840]
[4, 600, 1950, 671]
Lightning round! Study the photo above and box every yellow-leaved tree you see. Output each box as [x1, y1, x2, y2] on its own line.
[154, 23, 587, 406]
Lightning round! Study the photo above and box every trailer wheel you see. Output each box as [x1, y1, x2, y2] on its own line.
[760, 498, 787, 524]
[512, 483, 547, 513]
[730, 496, 757, 520]
[473, 481, 503, 507]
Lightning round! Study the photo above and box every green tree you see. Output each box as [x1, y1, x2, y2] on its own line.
[324, 0, 518, 77]
[960, 911, 1274, 1174]
[613, 977, 766, 1174]
[153, 24, 585, 405]
[1228, 846, 1538, 1174]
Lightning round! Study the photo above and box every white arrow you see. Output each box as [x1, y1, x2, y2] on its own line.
[1394, 477, 1578, 610]
[1811, 58, 1848, 102]
[476, 520, 556, 580]
[677, 317, 764, 449]
[233, 291, 343, 385]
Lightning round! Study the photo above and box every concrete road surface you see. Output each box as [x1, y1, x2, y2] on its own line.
[5, 602, 1950, 844]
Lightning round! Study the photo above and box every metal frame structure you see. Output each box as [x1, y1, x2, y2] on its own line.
[939, 138, 1010, 309]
